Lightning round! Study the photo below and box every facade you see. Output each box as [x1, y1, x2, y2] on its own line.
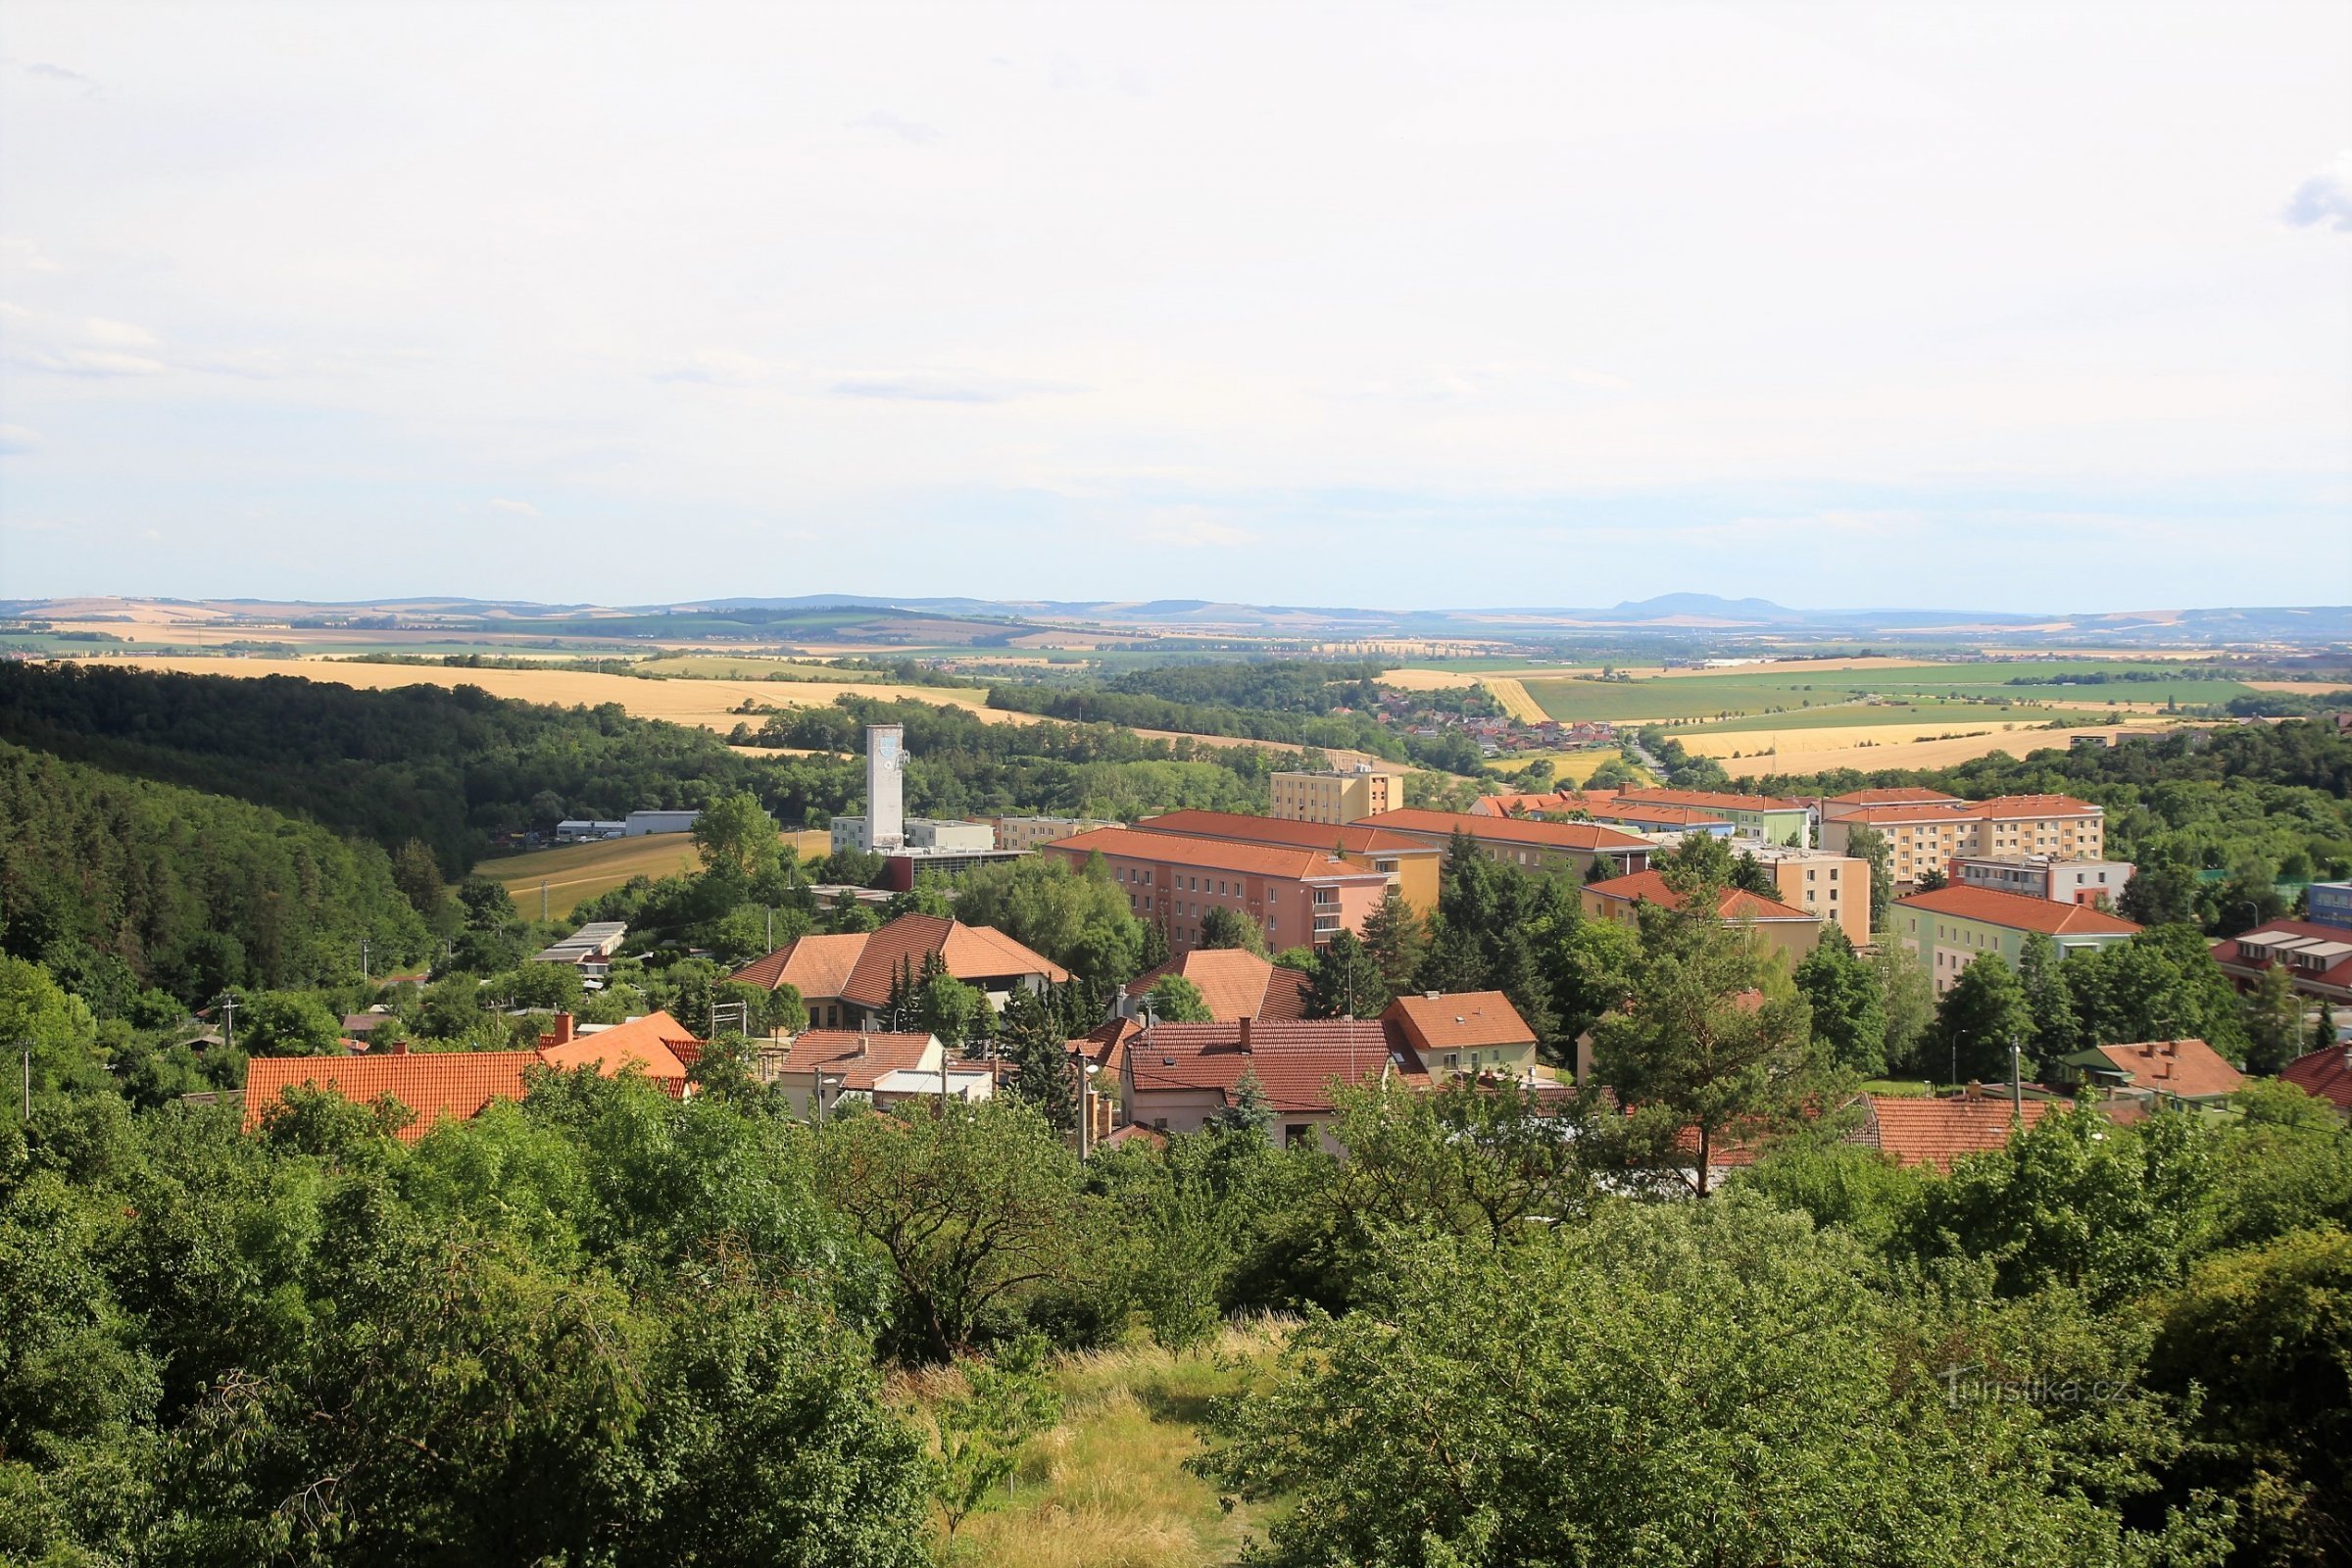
[555, 819, 627, 842]
[623, 808, 700, 836]
[864, 722, 906, 851]
[1952, 854, 2133, 907]
[1582, 869, 1825, 963]
[1043, 826, 1389, 954]
[1355, 808, 1654, 881]
[2307, 881, 2352, 932]
[730, 912, 1070, 1031]
[1128, 808, 1444, 912]
[1609, 787, 1812, 847]
[1890, 885, 2140, 994]
[2209, 920, 2352, 1004]
[1269, 762, 1401, 825]
[1737, 845, 1871, 946]
[1820, 793, 2105, 889]
[995, 815, 1120, 853]
[829, 815, 994, 855]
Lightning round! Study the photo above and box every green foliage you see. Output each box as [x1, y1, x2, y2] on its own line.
[925, 1334, 1063, 1553]
[233, 991, 345, 1058]
[1845, 822, 1895, 932]
[1142, 973, 1213, 1024]
[1357, 889, 1429, 996]
[1793, 925, 1887, 1076]
[1197, 904, 1269, 956]
[1301, 928, 1388, 1020]
[947, 855, 1146, 987]
[1933, 955, 2035, 1084]
[692, 789, 782, 882]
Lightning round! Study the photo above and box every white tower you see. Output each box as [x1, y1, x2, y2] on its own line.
[864, 723, 906, 853]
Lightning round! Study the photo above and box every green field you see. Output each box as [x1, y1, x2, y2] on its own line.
[1526, 661, 2255, 725]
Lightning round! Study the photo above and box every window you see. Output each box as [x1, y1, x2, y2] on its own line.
[1284, 1124, 1312, 1149]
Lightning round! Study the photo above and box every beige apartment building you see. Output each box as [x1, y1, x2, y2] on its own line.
[993, 815, 1120, 853]
[1270, 763, 1402, 825]
[1738, 844, 1871, 946]
[1818, 790, 2104, 890]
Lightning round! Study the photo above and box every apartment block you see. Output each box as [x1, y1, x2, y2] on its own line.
[1610, 787, 1812, 847]
[1952, 854, 2133, 907]
[1043, 826, 1390, 953]
[1356, 808, 1654, 882]
[1820, 791, 2104, 888]
[1890, 885, 2139, 995]
[1129, 808, 1444, 912]
[1737, 844, 1871, 947]
[1269, 762, 1402, 825]
[993, 815, 1121, 853]
[1582, 869, 1824, 964]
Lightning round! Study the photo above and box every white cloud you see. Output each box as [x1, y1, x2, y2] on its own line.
[653, 349, 775, 386]
[829, 372, 1076, 404]
[2283, 150, 2352, 231]
[487, 498, 539, 516]
[22, 62, 97, 96]
[0, 423, 40, 454]
[844, 110, 940, 145]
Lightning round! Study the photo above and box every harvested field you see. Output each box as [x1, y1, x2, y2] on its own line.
[1692, 721, 2185, 778]
[1480, 677, 1546, 722]
[483, 837, 707, 920]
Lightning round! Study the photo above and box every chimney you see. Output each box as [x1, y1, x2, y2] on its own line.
[2140, 1041, 2155, 1057]
[1237, 1016, 1253, 1054]
[1965, 1080, 1983, 1102]
[550, 1011, 575, 1046]
[855, 1034, 869, 1058]
[389, 1039, 410, 1055]
[1424, 990, 1441, 1001]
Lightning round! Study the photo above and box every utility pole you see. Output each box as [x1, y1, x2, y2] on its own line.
[20, 1046, 28, 1122]
[219, 994, 237, 1054]
[2009, 1037, 2023, 1120]
[360, 937, 369, 983]
[765, 905, 773, 950]
[541, 880, 550, 922]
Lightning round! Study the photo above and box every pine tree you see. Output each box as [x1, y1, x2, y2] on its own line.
[1002, 988, 1076, 1132]
[2243, 961, 2304, 1076]
[1358, 890, 1429, 997]
[1303, 929, 1388, 1020]
[2016, 932, 2081, 1062]
[1208, 1068, 1273, 1139]
[1792, 924, 1887, 1076]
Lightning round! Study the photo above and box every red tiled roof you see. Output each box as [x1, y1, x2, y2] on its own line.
[2280, 1045, 2352, 1111]
[1896, 885, 2140, 937]
[1586, 802, 1737, 826]
[1964, 794, 2102, 820]
[1856, 1094, 2052, 1170]
[1125, 1019, 1430, 1113]
[1097, 1123, 1168, 1152]
[1383, 991, 1536, 1057]
[1834, 793, 2101, 825]
[1129, 948, 1311, 1021]
[538, 1010, 696, 1081]
[775, 1029, 939, 1092]
[2091, 1039, 2244, 1099]
[732, 931, 868, 997]
[1834, 802, 1979, 824]
[1356, 808, 1651, 853]
[1075, 1016, 1139, 1075]
[241, 1051, 543, 1142]
[1132, 809, 1437, 857]
[1471, 790, 1586, 817]
[1045, 827, 1384, 883]
[1829, 787, 1964, 806]
[1614, 786, 1805, 812]
[1586, 869, 1817, 922]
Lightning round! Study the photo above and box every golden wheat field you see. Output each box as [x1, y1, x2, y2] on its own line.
[101, 655, 1008, 732]
[1691, 720, 2184, 777]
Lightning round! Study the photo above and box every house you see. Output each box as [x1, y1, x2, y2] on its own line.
[729, 913, 1070, 1032]
[1129, 808, 1445, 913]
[2279, 1045, 2352, 1114]
[1891, 885, 2140, 994]
[1120, 1015, 1429, 1151]
[1608, 787, 1812, 847]
[2052, 1038, 2243, 1105]
[1124, 947, 1311, 1022]
[2210, 920, 2352, 1004]
[1382, 990, 1539, 1081]
[760, 1029, 994, 1117]
[1042, 826, 1390, 954]
[1844, 1091, 2052, 1170]
[1355, 808, 1654, 882]
[1582, 869, 1825, 962]
[240, 1009, 703, 1141]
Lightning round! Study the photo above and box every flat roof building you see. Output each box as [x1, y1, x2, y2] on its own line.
[1269, 762, 1403, 825]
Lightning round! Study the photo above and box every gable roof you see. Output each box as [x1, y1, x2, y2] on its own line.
[1896, 885, 2140, 937]
[732, 931, 868, 997]
[1131, 809, 1437, 857]
[1045, 826, 1385, 882]
[538, 1010, 696, 1081]
[1129, 948, 1311, 1021]
[733, 915, 1069, 1007]
[241, 1051, 544, 1141]
[1356, 808, 1651, 853]
[1852, 1094, 2052, 1169]
[1586, 869, 1817, 922]
[775, 1029, 941, 1091]
[1125, 1019, 1430, 1113]
[1612, 786, 1805, 813]
[2280, 1046, 2352, 1111]
[2087, 1038, 2244, 1100]
[1828, 787, 1965, 806]
[1383, 991, 1537, 1058]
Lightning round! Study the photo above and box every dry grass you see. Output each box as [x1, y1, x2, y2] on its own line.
[481, 836, 708, 919]
[101, 655, 1009, 733]
[907, 1320, 1291, 1568]
[1478, 677, 1546, 723]
[1488, 748, 1650, 786]
[1695, 721, 2186, 777]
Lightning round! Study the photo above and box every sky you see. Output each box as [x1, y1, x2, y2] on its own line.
[2, 0, 2349, 613]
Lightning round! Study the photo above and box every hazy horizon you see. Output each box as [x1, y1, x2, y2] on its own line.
[4, 2, 2348, 611]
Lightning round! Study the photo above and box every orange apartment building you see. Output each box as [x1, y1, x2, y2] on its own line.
[1818, 789, 2104, 889]
[1355, 808, 1654, 881]
[1127, 808, 1445, 912]
[1043, 826, 1391, 953]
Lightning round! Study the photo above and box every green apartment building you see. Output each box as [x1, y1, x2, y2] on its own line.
[1892, 885, 2140, 995]
[1610, 787, 1813, 847]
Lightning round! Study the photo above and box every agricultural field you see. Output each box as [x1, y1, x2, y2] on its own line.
[1489, 748, 1654, 786]
[904, 1321, 1286, 1568]
[100, 655, 1007, 733]
[482, 836, 708, 920]
[1523, 660, 2255, 726]
[1690, 720, 2185, 778]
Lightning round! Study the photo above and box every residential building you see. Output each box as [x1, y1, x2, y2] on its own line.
[994, 815, 1120, 853]
[1268, 762, 1402, 825]
[729, 912, 1070, 1031]
[2052, 1038, 2243, 1106]
[1124, 948, 1311, 1022]
[1610, 787, 1812, 846]
[1383, 990, 1539, 1081]
[1818, 787, 1965, 821]
[2209, 920, 2352, 1004]
[1843, 1092, 2052, 1170]
[2307, 881, 2352, 932]
[1820, 794, 2106, 888]
[1129, 808, 1444, 912]
[760, 1029, 994, 1118]
[1736, 844, 1871, 946]
[240, 1008, 702, 1140]
[1042, 826, 1390, 953]
[1580, 801, 1738, 839]
[1355, 808, 1654, 881]
[531, 921, 628, 975]
[2279, 1045, 2352, 1114]
[1952, 854, 2133, 907]
[1120, 1015, 1429, 1151]
[1891, 885, 2140, 994]
[1582, 869, 1825, 963]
